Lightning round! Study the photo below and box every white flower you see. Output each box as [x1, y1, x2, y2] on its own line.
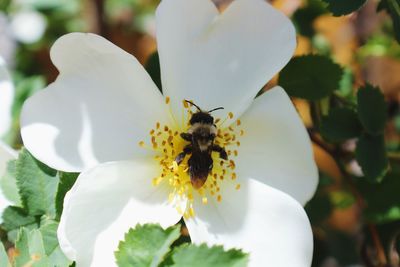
[21, 0, 318, 266]
[0, 57, 14, 138]
[0, 13, 16, 65]
[0, 57, 17, 221]
[10, 9, 47, 44]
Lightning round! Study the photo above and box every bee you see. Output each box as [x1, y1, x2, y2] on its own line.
[175, 100, 228, 189]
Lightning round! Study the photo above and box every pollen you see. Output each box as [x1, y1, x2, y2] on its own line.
[139, 96, 244, 219]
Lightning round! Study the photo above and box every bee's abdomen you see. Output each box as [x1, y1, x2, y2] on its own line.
[188, 152, 213, 189]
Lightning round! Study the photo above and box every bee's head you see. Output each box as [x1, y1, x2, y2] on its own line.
[189, 112, 214, 125]
[185, 100, 224, 125]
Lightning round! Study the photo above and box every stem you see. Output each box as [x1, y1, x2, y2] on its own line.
[388, 152, 400, 161]
[388, 230, 400, 266]
[368, 224, 388, 266]
[93, 0, 107, 37]
[332, 92, 357, 108]
[310, 101, 322, 130]
[308, 129, 334, 154]
[309, 131, 389, 265]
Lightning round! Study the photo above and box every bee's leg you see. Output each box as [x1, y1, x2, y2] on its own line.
[212, 145, 228, 160]
[175, 145, 192, 165]
[180, 133, 192, 142]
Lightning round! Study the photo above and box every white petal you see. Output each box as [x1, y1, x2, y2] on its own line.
[235, 87, 318, 205]
[156, 0, 296, 119]
[21, 33, 169, 172]
[0, 141, 17, 222]
[0, 14, 16, 65]
[0, 57, 14, 138]
[185, 178, 313, 267]
[58, 159, 182, 267]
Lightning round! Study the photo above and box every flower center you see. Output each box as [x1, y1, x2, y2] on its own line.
[139, 97, 244, 219]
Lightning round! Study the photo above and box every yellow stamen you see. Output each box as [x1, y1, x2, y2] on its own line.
[139, 97, 244, 218]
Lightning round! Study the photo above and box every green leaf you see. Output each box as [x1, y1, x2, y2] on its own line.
[14, 228, 49, 267]
[39, 221, 59, 255]
[145, 52, 162, 91]
[14, 228, 30, 267]
[15, 148, 59, 217]
[5, 220, 70, 266]
[278, 55, 343, 100]
[292, 0, 328, 37]
[39, 221, 72, 266]
[55, 172, 79, 220]
[329, 191, 356, 209]
[0, 159, 21, 206]
[115, 224, 181, 267]
[357, 172, 400, 223]
[2, 206, 37, 232]
[357, 84, 387, 135]
[0, 242, 11, 267]
[378, 0, 400, 43]
[305, 172, 335, 223]
[338, 68, 355, 97]
[356, 134, 389, 182]
[320, 107, 362, 142]
[322, 0, 367, 16]
[167, 244, 248, 267]
[305, 192, 333, 224]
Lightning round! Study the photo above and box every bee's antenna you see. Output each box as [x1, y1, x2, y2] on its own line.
[185, 100, 202, 111]
[208, 107, 224, 113]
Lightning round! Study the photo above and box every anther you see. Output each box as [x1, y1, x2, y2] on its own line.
[183, 100, 189, 108]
